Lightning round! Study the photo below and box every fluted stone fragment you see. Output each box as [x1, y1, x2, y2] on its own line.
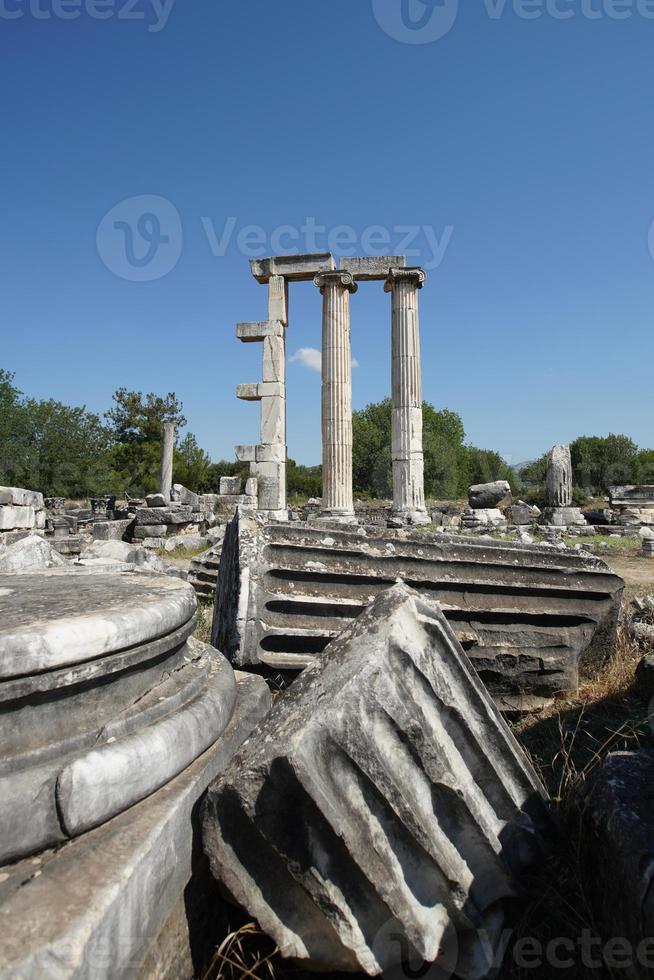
[545, 444, 573, 507]
[203, 583, 550, 978]
[159, 422, 175, 501]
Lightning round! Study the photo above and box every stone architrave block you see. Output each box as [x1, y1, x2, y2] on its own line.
[250, 253, 335, 283]
[0, 505, 36, 531]
[203, 583, 550, 978]
[237, 382, 283, 402]
[340, 255, 407, 280]
[220, 477, 242, 496]
[135, 506, 192, 526]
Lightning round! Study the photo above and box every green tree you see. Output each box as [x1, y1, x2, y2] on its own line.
[0, 370, 31, 486]
[571, 434, 638, 492]
[106, 388, 186, 443]
[633, 450, 654, 485]
[173, 433, 211, 492]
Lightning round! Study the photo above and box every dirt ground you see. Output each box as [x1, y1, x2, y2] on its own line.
[605, 554, 654, 600]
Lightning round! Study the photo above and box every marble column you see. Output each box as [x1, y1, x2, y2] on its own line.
[385, 268, 429, 524]
[314, 271, 358, 520]
[159, 422, 174, 501]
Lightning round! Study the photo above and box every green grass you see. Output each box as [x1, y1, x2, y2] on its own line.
[562, 533, 642, 554]
[193, 599, 214, 644]
[157, 542, 212, 561]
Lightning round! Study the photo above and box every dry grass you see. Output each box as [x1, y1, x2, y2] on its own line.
[193, 600, 214, 645]
[202, 921, 279, 980]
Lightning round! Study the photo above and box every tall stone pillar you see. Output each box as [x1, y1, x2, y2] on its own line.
[314, 271, 357, 520]
[385, 268, 429, 525]
[159, 422, 174, 501]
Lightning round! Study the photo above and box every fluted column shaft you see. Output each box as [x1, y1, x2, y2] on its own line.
[314, 271, 358, 518]
[385, 268, 427, 520]
[159, 422, 175, 501]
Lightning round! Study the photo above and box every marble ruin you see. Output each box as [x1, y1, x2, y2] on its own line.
[0, 570, 270, 975]
[542, 443, 586, 527]
[234, 253, 428, 525]
[203, 584, 550, 977]
[212, 513, 623, 710]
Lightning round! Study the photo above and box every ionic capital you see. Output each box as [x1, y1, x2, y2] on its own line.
[384, 267, 426, 293]
[313, 270, 358, 294]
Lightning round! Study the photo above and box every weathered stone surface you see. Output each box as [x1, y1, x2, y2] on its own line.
[135, 506, 192, 526]
[609, 485, 654, 507]
[0, 534, 66, 573]
[133, 524, 168, 538]
[461, 507, 507, 528]
[545, 444, 573, 507]
[0, 504, 36, 530]
[0, 486, 44, 509]
[204, 584, 550, 977]
[91, 518, 134, 541]
[213, 515, 623, 708]
[576, 751, 654, 980]
[164, 533, 206, 553]
[146, 492, 167, 508]
[0, 671, 271, 979]
[0, 570, 196, 678]
[220, 476, 242, 495]
[250, 252, 335, 282]
[171, 483, 200, 509]
[340, 255, 406, 280]
[541, 506, 587, 527]
[468, 480, 511, 510]
[83, 539, 165, 570]
[510, 500, 541, 525]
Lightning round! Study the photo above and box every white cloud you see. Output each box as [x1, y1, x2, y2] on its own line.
[290, 348, 359, 372]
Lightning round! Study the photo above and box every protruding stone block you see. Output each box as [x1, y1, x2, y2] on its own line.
[203, 583, 550, 978]
[236, 382, 284, 402]
[250, 253, 335, 283]
[236, 320, 284, 342]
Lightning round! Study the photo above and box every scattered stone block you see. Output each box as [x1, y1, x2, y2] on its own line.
[0, 487, 44, 508]
[541, 506, 587, 527]
[510, 500, 541, 525]
[135, 506, 192, 526]
[0, 534, 66, 572]
[468, 480, 511, 510]
[203, 584, 550, 977]
[220, 476, 242, 495]
[146, 492, 167, 508]
[92, 519, 134, 542]
[133, 524, 168, 538]
[171, 483, 200, 509]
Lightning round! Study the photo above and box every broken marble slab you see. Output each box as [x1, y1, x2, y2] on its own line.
[0, 671, 271, 980]
[203, 583, 550, 978]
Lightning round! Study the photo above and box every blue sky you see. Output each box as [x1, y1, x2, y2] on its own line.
[1, 0, 653, 466]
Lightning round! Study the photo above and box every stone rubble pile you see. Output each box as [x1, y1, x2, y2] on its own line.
[609, 485, 654, 528]
[129, 483, 217, 549]
[203, 583, 551, 978]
